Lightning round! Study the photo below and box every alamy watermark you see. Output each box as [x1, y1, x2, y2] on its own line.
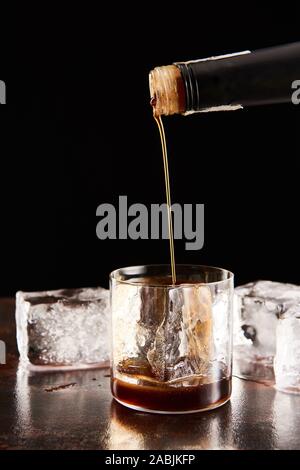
[291, 80, 300, 105]
[0, 340, 6, 364]
[96, 196, 204, 251]
[0, 80, 6, 104]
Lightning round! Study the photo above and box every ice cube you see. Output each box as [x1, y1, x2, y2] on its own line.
[136, 286, 167, 358]
[233, 280, 300, 382]
[274, 305, 300, 394]
[212, 287, 233, 364]
[111, 282, 142, 365]
[147, 285, 213, 381]
[16, 287, 110, 369]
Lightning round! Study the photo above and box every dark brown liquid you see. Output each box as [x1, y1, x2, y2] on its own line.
[112, 376, 231, 413]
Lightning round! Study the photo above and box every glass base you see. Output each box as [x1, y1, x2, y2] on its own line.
[113, 396, 231, 414]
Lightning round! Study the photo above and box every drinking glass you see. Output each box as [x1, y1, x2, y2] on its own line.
[110, 264, 234, 414]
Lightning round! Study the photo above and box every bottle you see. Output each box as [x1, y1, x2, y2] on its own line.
[149, 42, 300, 116]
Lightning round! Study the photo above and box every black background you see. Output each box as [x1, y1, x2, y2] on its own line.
[0, 4, 300, 296]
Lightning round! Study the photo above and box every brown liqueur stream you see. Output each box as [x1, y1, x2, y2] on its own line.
[151, 98, 176, 285]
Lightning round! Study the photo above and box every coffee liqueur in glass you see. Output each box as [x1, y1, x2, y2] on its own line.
[110, 265, 233, 414]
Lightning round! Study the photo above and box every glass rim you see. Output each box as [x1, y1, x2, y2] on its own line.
[110, 264, 234, 288]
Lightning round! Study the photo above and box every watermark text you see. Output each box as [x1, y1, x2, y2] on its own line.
[291, 80, 300, 105]
[96, 196, 204, 251]
[0, 80, 6, 104]
[0, 340, 6, 364]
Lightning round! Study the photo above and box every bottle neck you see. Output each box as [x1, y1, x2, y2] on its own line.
[175, 53, 249, 113]
[149, 42, 300, 116]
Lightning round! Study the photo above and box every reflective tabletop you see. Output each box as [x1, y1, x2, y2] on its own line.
[0, 299, 300, 450]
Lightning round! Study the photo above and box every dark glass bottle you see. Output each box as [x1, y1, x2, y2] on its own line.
[149, 42, 300, 116]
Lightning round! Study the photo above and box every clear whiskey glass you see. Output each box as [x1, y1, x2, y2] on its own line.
[110, 264, 234, 414]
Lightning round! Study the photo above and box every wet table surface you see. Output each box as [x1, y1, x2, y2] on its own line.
[0, 298, 300, 450]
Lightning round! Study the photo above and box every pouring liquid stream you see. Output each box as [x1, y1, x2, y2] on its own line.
[153, 113, 176, 285]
